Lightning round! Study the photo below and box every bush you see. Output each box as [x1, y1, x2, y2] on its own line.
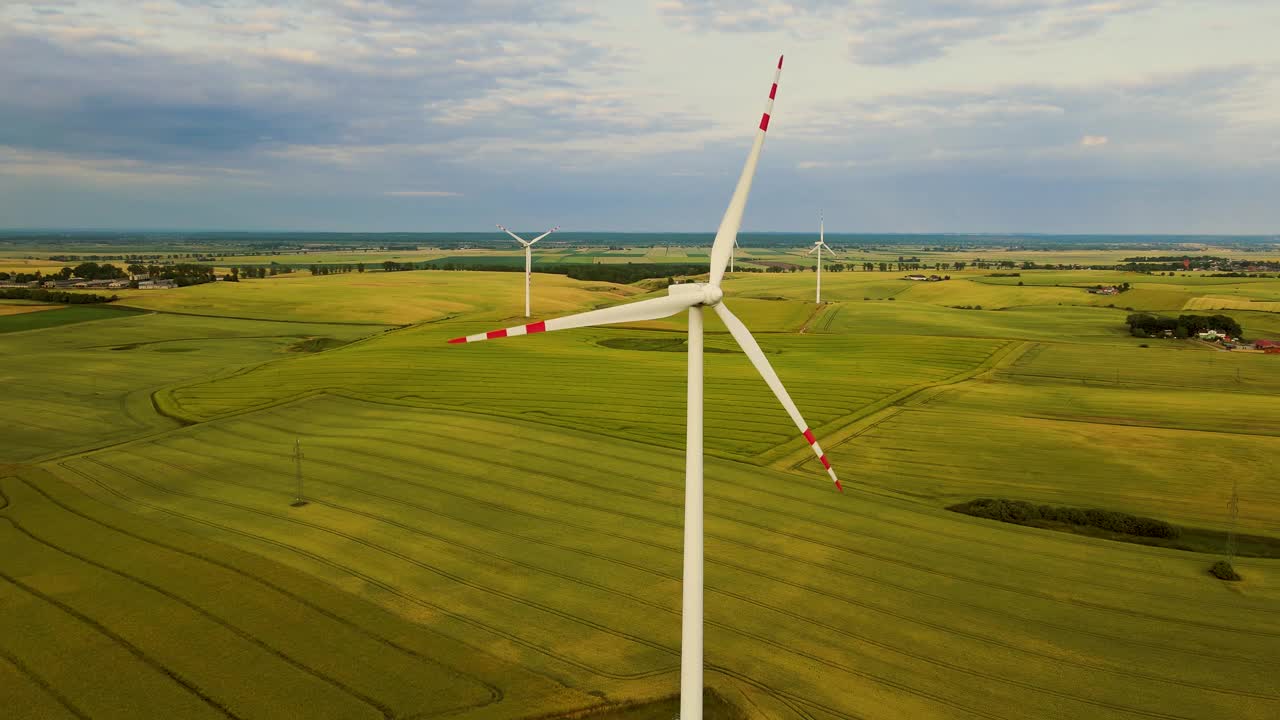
[1209, 561, 1241, 581]
[950, 498, 1180, 539]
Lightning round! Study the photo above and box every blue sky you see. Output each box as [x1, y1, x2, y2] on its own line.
[1, 1, 1277, 233]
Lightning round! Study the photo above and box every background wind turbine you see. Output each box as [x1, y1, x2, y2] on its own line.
[451, 56, 841, 720]
[729, 236, 739, 273]
[497, 224, 559, 317]
[806, 212, 836, 303]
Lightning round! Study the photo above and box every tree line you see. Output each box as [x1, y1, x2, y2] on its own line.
[1126, 313, 1243, 339]
[0, 288, 117, 304]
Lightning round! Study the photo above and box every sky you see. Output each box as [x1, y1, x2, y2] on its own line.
[1, 1, 1278, 233]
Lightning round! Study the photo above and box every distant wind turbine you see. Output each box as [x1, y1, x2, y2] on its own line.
[807, 212, 836, 303]
[497, 224, 559, 317]
[729, 236, 740, 273]
[451, 56, 840, 720]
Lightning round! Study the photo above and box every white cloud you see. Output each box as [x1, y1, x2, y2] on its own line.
[1080, 134, 1109, 147]
[384, 190, 462, 197]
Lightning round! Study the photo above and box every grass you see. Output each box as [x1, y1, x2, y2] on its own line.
[0, 312, 385, 463]
[0, 303, 59, 316]
[38, 395, 1280, 720]
[947, 499, 1280, 557]
[286, 337, 352, 353]
[4, 267, 1280, 719]
[0, 470, 581, 719]
[0, 305, 138, 334]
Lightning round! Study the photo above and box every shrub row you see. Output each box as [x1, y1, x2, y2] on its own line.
[0, 288, 118, 304]
[949, 498, 1181, 539]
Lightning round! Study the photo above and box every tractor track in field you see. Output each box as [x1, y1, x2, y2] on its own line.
[11, 476, 504, 717]
[1, 515, 397, 719]
[58, 457, 677, 685]
[0, 534, 244, 720]
[766, 340, 1027, 470]
[243, 410, 1280, 624]
[114, 306, 400, 328]
[253, 403, 1272, 601]
[127, 420, 1280, 704]
[131, 432, 1279, 712]
[291, 394, 1280, 585]
[52, 460, 837, 720]
[0, 643, 92, 720]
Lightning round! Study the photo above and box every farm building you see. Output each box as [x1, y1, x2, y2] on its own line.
[1256, 339, 1280, 351]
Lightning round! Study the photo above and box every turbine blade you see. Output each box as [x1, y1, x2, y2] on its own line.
[713, 302, 843, 491]
[448, 294, 695, 344]
[497, 224, 530, 246]
[708, 55, 783, 287]
[807, 245, 819, 255]
[528, 226, 560, 245]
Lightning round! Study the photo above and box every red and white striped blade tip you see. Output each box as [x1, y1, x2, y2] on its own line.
[447, 320, 546, 344]
[802, 427, 843, 492]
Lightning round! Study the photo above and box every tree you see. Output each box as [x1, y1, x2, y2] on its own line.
[357, 263, 365, 273]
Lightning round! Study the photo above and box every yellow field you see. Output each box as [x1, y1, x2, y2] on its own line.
[0, 304, 58, 316]
[1184, 296, 1280, 314]
[110, 271, 644, 325]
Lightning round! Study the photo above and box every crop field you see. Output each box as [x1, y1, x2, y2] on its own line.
[0, 303, 58, 316]
[1184, 296, 1280, 313]
[0, 305, 142, 335]
[111, 271, 643, 325]
[27, 395, 1279, 720]
[0, 311, 386, 462]
[2, 264, 1279, 719]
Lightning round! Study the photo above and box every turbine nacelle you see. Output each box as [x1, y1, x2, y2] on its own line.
[667, 282, 723, 307]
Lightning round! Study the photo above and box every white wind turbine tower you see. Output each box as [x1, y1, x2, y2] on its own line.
[497, 224, 559, 317]
[450, 56, 841, 720]
[729, 236, 740, 273]
[807, 212, 836, 303]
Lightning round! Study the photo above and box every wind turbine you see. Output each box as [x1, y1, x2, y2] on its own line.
[497, 224, 559, 317]
[729, 236, 739, 273]
[806, 212, 836, 303]
[450, 56, 841, 720]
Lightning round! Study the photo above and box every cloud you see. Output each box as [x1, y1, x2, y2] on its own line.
[780, 65, 1271, 180]
[384, 190, 462, 197]
[656, 0, 1164, 66]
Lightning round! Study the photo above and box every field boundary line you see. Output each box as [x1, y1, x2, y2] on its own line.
[62, 456, 679, 682]
[14, 475, 504, 712]
[238, 396, 1279, 610]
[0, 643, 92, 720]
[0, 532, 244, 720]
[152, 431, 1280, 707]
[765, 340, 1031, 470]
[113, 305, 401, 328]
[219, 411, 1280, 648]
[2, 513, 397, 719]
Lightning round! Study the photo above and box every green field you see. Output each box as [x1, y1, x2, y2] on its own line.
[0, 305, 139, 334]
[2, 260, 1278, 719]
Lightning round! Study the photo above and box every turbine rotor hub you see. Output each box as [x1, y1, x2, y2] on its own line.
[667, 282, 723, 307]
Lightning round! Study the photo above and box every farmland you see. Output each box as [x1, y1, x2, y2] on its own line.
[2, 256, 1278, 719]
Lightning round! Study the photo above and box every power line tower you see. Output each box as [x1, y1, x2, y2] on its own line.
[1226, 477, 1239, 563]
[291, 438, 308, 508]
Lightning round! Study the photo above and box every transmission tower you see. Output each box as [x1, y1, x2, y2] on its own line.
[291, 438, 308, 507]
